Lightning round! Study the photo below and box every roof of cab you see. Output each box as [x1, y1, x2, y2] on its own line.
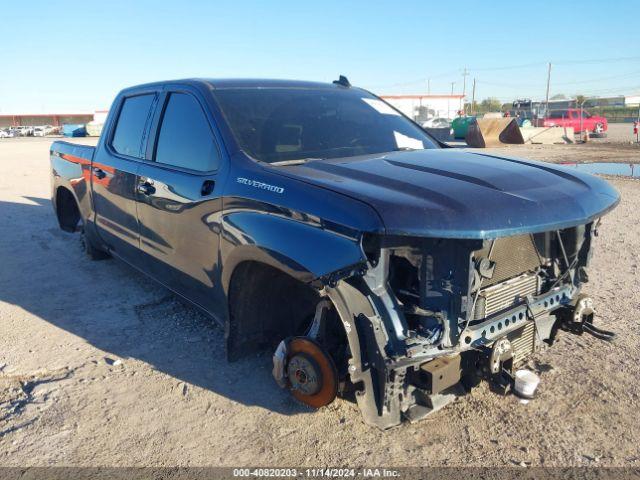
[121, 78, 345, 93]
[204, 78, 342, 89]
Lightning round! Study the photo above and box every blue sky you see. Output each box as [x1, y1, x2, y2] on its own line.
[2, 0, 639, 112]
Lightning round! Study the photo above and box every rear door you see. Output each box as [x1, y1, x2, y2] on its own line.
[92, 92, 157, 262]
[135, 88, 227, 313]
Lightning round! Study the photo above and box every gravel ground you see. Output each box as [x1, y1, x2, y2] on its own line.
[484, 124, 640, 164]
[1, 137, 639, 467]
[485, 142, 640, 165]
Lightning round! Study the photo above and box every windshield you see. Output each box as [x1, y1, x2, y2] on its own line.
[213, 87, 439, 164]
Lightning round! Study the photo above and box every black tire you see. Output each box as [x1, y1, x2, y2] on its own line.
[592, 123, 606, 137]
[80, 225, 110, 261]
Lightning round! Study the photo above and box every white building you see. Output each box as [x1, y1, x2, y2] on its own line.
[381, 94, 465, 122]
[625, 95, 640, 107]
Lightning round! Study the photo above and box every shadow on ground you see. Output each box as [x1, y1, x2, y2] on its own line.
[0, 196, 311, 416]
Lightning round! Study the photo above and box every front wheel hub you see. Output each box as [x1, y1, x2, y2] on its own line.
[279, 337, 338, 408]
[287, 352, 322, 396]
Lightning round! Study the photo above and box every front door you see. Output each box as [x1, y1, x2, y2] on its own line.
[135, 90, 225, 314]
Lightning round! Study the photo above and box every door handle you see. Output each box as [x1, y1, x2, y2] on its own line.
[201, 180, 215, 196]
[93, 167, 106, 179]
[137, 181, 155, 195]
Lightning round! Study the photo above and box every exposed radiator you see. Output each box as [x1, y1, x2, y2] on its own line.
[474, 234, 542, 287]
[474, 273, 540, 320]
[508, 322, 536, 365]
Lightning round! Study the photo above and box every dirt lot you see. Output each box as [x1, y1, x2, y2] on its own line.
[485, 123, 640, 164]
[1, 137, 639, 467]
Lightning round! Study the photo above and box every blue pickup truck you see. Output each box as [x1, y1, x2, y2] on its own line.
[50, 77, 619, 428]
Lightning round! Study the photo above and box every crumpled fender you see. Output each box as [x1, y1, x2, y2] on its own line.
[221, 211, 367, 290]
[326, 280, 403, 429]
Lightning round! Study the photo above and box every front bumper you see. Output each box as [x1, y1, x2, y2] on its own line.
[460, 284, 573, 349]
[328, 273, 582, 429]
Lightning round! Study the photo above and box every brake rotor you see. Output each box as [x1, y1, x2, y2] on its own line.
[286, 337, 338, 408]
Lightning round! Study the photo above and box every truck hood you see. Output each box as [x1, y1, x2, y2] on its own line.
[274, 149, 620, 239]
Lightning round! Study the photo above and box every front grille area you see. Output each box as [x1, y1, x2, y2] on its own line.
[474, 234, 542, 287]
[508, 322, 536, 365]
[474, 273, 540, 319]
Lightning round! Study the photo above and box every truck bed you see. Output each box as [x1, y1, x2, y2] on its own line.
[50, 140, 97, 226]
[50, 140, 95, 166]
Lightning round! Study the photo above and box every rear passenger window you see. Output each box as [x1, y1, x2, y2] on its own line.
[112, 94, 155, 158]
[155, 93, 219, 171]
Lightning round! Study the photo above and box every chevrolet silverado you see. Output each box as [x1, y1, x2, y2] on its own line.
[50, 77, 619, 428]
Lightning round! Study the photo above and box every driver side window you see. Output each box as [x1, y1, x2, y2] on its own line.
[155, 93, 220, 172]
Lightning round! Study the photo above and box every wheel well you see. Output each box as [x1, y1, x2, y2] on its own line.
[55, 187, 81, 233]
[227, 261, 321, 360]
[227, 261, 353, 364]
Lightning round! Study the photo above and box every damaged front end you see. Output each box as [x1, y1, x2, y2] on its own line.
[301, 222, 609, 429]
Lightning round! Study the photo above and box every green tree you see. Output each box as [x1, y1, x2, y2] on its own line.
[479, 97, 502, 113]
[464, 101, 479, 114]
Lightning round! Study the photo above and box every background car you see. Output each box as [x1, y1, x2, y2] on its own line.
[422, 117, 451, 128]
[15, 126, 33, 136]
[1, 128, 19, 138]
[537, 108, 608, 136]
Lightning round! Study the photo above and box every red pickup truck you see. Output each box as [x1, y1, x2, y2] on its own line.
[537, 108, 607, 136]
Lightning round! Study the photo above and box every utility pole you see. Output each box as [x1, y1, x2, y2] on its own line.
[462, 67, 469, 114]
[462, 67, 469, 97]
[449, 82, 455, 118]
[471, 78, 476, 115]
[427, 78, 431, 95]
[545, 62, 552, 116]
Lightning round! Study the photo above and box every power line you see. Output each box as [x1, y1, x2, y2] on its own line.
[476, 79, 540, 89]
[574, 84, 640, 95]
[474, 69, 640, 90]
[367, 69, 459, 90]
[469, 55, 640, 72]
[553, 70, 640, 86]
[368, 55, 640, 91]
[470, 61, 547, 72]
[553, 55, 640, 65]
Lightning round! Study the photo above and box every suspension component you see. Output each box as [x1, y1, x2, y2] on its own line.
[272, 337, 338, 408]
[562, 294, 615, 341]
[573, 295, 595, 324]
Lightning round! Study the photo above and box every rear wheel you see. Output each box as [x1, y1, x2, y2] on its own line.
[593, 122, 605, 137]
[80, 222, 110, 261]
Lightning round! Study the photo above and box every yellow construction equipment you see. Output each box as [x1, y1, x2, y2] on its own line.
[465, 118, 524, 148]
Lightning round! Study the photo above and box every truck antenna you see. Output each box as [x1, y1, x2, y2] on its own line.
[333, 75, 351, 87]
